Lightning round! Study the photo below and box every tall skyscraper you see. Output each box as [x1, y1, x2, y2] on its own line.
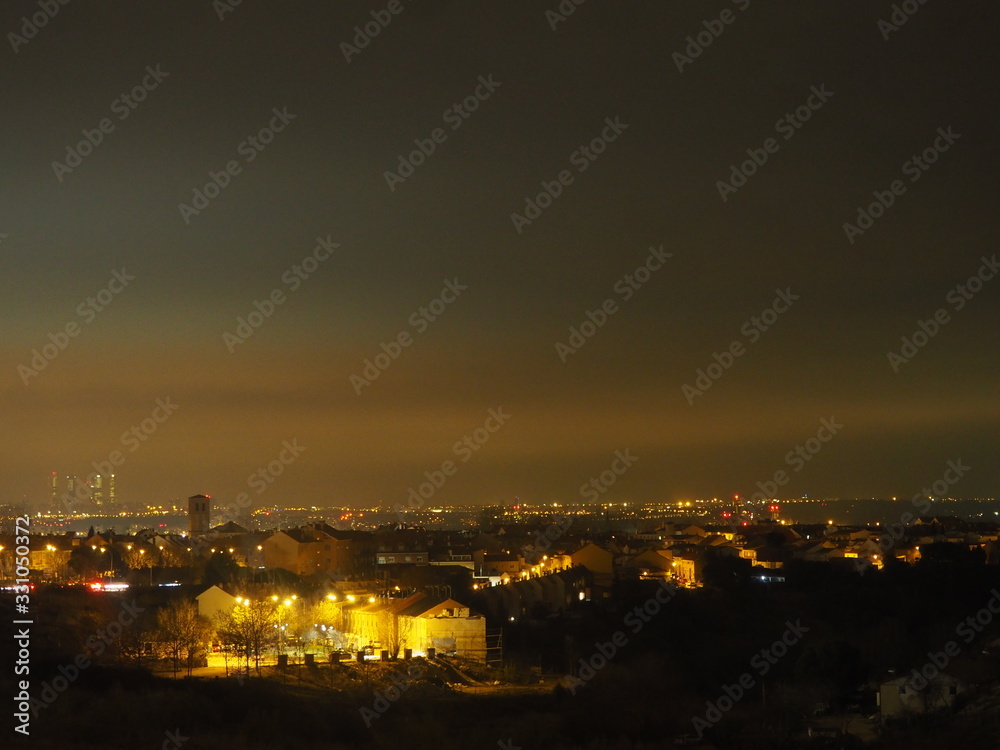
[90, 474, 104, 506]
[50, 471, 116, 508]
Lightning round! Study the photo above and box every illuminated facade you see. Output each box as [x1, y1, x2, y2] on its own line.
[189, 494, 212, 534]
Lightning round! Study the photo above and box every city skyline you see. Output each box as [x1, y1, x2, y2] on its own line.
[4, 4, 1000, 748]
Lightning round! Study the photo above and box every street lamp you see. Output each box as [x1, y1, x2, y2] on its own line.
[99, 547, 115, 579]
[45, 545, 58, 582]
[139, 548, 152, 586]
[278, 599, 295, 657]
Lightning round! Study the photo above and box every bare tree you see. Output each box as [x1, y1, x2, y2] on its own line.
[376, 610, 412, 658]
[109, 607, 153, 669]
[398, 615, 413, 655]
[157, 599, 211, 676]
[215, 599, 278, 674]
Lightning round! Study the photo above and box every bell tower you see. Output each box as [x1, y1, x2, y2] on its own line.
[188, 494, 212, 534]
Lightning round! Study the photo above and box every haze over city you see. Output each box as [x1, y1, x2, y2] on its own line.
[1, 2, 999, 749]
[2, 2, 998, 512]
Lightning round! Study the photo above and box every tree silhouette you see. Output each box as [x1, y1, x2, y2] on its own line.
[157, 599, 211, 676]
[215, 599, 278, 674]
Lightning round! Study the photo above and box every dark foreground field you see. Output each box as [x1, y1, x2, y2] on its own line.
[6, 558, 1000, 749]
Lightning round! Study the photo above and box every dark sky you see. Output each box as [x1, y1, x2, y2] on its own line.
[2, 1, 997, 511]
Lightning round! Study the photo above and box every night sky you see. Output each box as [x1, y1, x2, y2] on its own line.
[2, 1, 997, 510]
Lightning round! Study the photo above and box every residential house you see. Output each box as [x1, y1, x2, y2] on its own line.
[196, 584, 237, 621]
[878, 673, 966, 723]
